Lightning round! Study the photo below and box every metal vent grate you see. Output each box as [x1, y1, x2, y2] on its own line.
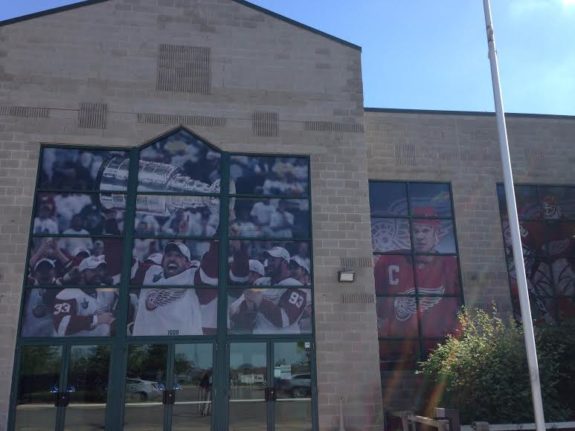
[78, 103, 107, 129]
[395, 143, 416, 166]
[0, 106, 49, 118]
[137, 113, 226, 127]
[157, 44, 211, 94]
[340, 256, 373, 269]
[252, 112, 279, 137]
[304, 121, 363, 133]
[341, 293, 375, 304]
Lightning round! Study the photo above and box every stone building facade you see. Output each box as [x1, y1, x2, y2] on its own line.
[0, 1, 573, 430]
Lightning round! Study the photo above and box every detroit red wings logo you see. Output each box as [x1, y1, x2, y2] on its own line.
[393, 286, 445, 321]
[145, 289, 186, 310]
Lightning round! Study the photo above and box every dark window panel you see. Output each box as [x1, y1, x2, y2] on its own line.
[409, 183, 452, 218]
[541, 222, 575, 258]
[369, 182, 407, 217]
[515, 185, 542, 220]
[68, 345, 111, 406]
[378, 339, 419, 371]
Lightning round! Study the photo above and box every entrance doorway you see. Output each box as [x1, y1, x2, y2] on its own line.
[228, 340, 313, 431]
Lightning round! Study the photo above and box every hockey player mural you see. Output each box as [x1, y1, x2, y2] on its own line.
[369, 182, 463, 369]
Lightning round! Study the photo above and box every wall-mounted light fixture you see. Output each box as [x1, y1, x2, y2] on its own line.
[338, 270, 355, 283]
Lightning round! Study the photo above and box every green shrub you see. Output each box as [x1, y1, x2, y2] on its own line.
[418, 307, 572, 424]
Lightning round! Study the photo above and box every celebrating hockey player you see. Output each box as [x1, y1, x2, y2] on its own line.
[132, 240, 248, 336]
[52, 255, 117, 336]
[229, 246, 309, 334]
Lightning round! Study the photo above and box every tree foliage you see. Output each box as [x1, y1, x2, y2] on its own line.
[419, 307, 573, 424]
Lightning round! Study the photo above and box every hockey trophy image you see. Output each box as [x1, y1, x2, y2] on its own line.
[98, 155, 221, 219]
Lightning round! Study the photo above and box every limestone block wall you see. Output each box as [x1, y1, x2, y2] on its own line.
[365, 108, 575, 411]
[0, 1, 383, 429]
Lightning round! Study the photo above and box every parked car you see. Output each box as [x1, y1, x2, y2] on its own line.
[125, 378, 161, 401]
[281, 373, 311, 398]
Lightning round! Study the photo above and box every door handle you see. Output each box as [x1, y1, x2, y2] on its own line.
[265, 387, 277, 401]
[163, 390, 176, 405]
[54, 392, 70, 407]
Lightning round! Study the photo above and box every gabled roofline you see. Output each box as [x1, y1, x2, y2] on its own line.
[364, 107, 575, 121]
[0, 0, 362, 51]
[231, 0, 361, 51]
[0, 0, 109, 27]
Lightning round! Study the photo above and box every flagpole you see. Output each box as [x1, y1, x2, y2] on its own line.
[482, 1, 545, 430]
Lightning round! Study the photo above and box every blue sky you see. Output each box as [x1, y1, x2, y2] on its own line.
[1, 0, 574, 115]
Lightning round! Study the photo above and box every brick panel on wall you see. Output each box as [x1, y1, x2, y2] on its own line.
[252, 111, 279, 137]
[341, 293, 375, 304]
[156, 44, 211, 94]
[395, 143, 416, 166]
[0, 106, 49, 118]
[137, 113, 226, 127]
[77, 103, 108, 129]
[304, 120, 364, 133]
[340, 256, 372, 269]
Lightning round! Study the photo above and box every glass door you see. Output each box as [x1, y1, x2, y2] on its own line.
[63, 345, 111, 430]
[13, 344, 111, 431]
[228, 340, 314, 431]
[14, 346, 62, 430]
[124, 344, 167, 430]
[228, 342, 268, 431]
[171, 344, 213, 431]
[124, 342, 214, 431]
[273, 342, 313, 431]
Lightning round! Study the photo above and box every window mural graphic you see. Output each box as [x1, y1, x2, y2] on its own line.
[369, 181, 463, 369]
[20, 130, 313, 338]
[227, 155, 312, 335]
[497, 184, 575, 325]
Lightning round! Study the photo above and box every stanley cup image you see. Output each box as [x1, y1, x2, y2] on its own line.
[98, 155, 220, 216]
